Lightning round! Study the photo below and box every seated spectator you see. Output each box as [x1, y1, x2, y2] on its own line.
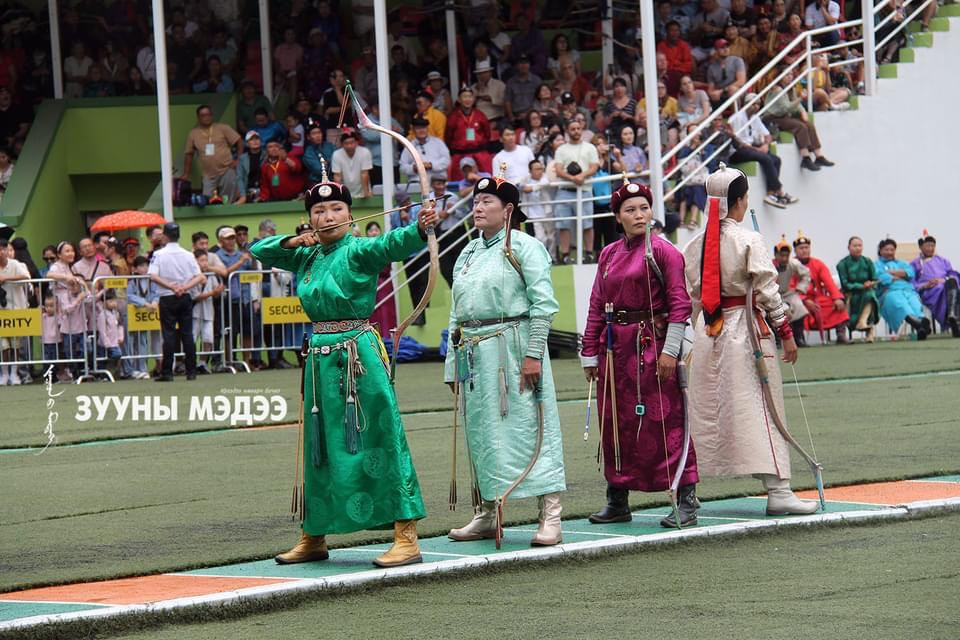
[0, 147, 14, 198]
[492, 126, 535, 185]
[689, 0, 730, 62]
[206, 28, 237, 73]
[236, 130, 264, 203]
[472, 60, 506, 125]
[482, 17, 512, 78]
[352, 45, 379, 106]
[805, 0, 841, 47]
[387, 19, 420, 66]
[751, 15, 780, 82]
[331, 130, 373, 199]
[602, 77, 638, 138]
[807, 53, 851, 111]
[401, 116, 451, 186]
[274, 26, 304, 100]
[251, 107, 286, 146]
[553, 119, 600, 264]
[676, 75, 711, 128]
[445, 86, 492, 181]
[676, 123, 714, 229]
[423, 71, 453, 115]
[359, 100, 402, 186]
[123, 65, 155, 96]
[136, 34, 156, 84]
[285, 113, 305, 158]
[764, 69, 835, 171]
[557, 91, 590, 126]
[657, 21, 695, 77]
[302, 29, 338, 102]
[505, 54, 541, 126]
[64, 41, 94, 99]
[167, 24, 203, 93]
[455, 156, 492, 207]
[877, 0, 908, 64]
[83, 65, 116, 97]
[313, 0, 342, 57]
[100, 40, 130, 91]
[610, 124, 647, 176]
[410, 90, 447, 141]
[706, 38, 746, 107]
[390, 44, 421, 88]
[769, 0, 791, 32]
[547, 33, 580, 80]
[724, 98, 798, 208]
[837, 236, 880, 342]
[428, 174, 465, 287]
[723, 22, 757, 69]
[193, 55, 234, 94]
[259, 140, 305, 201]
[875, 239, 931, 339]
[553, 57, 594, 107]
[638, 81, 680, 147]
[520, 109, 548, 151]
[0, 88, 30, 151]
[302, 121, 334, 185]
[236, 81, 272, 134]
[531, 83, 559, 117]
[181, 104, 243, 200]
[774, 237, 813, 345]
[508, 14, 548, 77]
[795, 233, 851, 343]
[729, 0, 758, 38]
[779, 14, 807, 65]
[911, 232, 960, 337]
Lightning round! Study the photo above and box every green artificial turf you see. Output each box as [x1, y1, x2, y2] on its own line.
[11, 513, 957, 640]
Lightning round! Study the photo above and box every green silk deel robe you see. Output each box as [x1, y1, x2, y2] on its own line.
[251, 225, 427, 535]
[836, 254, 879, 331]
[443, 228, 567, 501]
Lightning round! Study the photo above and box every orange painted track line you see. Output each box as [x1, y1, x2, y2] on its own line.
[796, 480, 960, 505]
[0, 575, 296, 606]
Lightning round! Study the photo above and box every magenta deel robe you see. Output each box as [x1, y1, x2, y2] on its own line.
[582, 235, 699, 492]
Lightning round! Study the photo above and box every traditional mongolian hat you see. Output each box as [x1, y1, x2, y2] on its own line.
[917, 228, 936, 247]
[793, 229, 811, 248]
[700, 162, 747, 335]
[473, 162, 526, 223]
[775, 234, 791, 253]
[610, 174, 653, 214]
[304, 157, 352, 211]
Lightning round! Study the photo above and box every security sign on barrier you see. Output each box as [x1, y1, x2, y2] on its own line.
[0, 308, 42, 337]
[261, 297, 310, 325]
[102, 278, 129, 290]
[239, 273, 262, 285]
[127, 304, 161, 331]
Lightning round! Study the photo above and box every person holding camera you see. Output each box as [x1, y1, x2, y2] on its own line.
[553, 119, 600, 264]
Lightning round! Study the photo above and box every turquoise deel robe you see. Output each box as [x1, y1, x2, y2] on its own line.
[875, 257, 923, 332]
[251, 225, 427, 535]
[443, 228, 567, 501]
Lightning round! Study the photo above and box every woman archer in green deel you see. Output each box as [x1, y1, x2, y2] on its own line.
[250, 171, 438, 569]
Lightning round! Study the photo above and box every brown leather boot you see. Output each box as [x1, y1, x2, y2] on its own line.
[274, 532, 329, 564]
[372, 520, 423, 567]
[531, 493, 563, 546]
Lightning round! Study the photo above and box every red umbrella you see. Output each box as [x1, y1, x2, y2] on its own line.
[90, 210, 168, 233]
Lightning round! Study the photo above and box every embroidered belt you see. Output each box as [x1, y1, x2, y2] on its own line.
[312, 319, 369, 334]
[306, 326, 373, 356]
[612, 309, 665, 325]
[459, 314, 528, 329]
[720, 294, 757, 309]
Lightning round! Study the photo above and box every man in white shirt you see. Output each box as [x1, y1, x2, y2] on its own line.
[726, 94, 798, 209]
[400, 117, 451, 186]
[491, 127, 535, 186]
[553, 120, 600, 263]
[149, 223, 206, 381]
[331, 130, 373, 199]
[136, 34, 157, 83]
[804, 0, 841, 46]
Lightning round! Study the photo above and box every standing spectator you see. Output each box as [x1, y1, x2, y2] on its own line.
[553, 119, 600, 264]
[192, 55, 234, 94]
[39, 245, 57, 278]
[520, 158, 555, 255]
[657, 21, 695, 77]
[387, 19, 420, 65]
[410, 90, 446, 141]
[505, 54, 541, 126]
[235, 130, 264, 203]
[63, 42, 94, 99]
[181, 104, 243, 201]
[875, 239, 930, 339]
[40, 294, 61, 379]
[302, 122, 334, 185]
[122, 238, 140, 272]
[214, 227, 258, 368]
[136, 34, 156, 84]
[492, 126, 535, 185]
[148, 223, 204, 381]
[837, 236, 880, 342]
[590, 134, 618, 256]
[146, 225, 164, 260]
[72, 237, 112, 341]
[352, 46, 381, 106]
[331, 130, 373, 199]
[472, 61, 506, 125]
[0, 237, 29, 385]
[706, 39, 747, 108]
[236, 81, 272, 134]
[911, 232, 960, 337]
[445, 86, 493, 181]
[191, 249, 224, 373]
[96, 289, 124, 377]
[99, 40, 130, 91]
[764, 70, 836, 171]
[805, 0, 841, 47]
[251, 108, 287, 146]
[360, 101, 403, 186]
[676, 75, 711, 128]
[47, 242, 88, 381]
[455, 157, 491, 211]
[482, 17, 512, 77]
[274, 27, 304, 100]
[726, 98, 798, 208]
[794, 233, 850, 343]
[313, 0, 342, 56]
[400, 117, 451, 187]
[425, 174, 463, 287]
[104, 238, 128, 275]
[321, 70, 350, 142]
[260, 140, 305, 202]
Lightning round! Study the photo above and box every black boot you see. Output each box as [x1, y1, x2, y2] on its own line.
[791, 320, 807, 347]
[660, 484, 699, 528]
[905, 315, 930, 340]
[946, 279, 960, 337]
[588, 486, 631, 524]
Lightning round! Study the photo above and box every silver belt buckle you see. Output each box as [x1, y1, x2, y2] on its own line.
[320, 345, 331, 355]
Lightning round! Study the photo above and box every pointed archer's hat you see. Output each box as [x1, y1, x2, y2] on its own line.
[473, 162, 526, 222]
[304, 156, 352, 211]
[700, 163, 747, 336]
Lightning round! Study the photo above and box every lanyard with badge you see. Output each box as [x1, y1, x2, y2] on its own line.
[204, 127, 215, 157]
[268, 160, 281, 186]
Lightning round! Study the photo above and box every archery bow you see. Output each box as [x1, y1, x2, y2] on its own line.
[341, 81, 440, 381]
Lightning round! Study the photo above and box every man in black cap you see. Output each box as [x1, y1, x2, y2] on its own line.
[148, 222, 206, 381]
[505, 53, 541, 126]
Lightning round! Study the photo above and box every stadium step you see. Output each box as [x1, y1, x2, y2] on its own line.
[938, 4, 960, 17]
[908, 15, 950, 31]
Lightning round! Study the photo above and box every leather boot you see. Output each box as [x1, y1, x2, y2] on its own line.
[835, 324, 850, 344]
[372, 520, 422, 567]
[448, 501, 497, 541]
[790, 320, 807, 347]
[531, 493, 563, 546]
[762, 474, 819, 515]
[946, 280, 960, 337]
[905, 315, 930, 340]
[659, 484, 699, 528]
[588, 485, 631, 524]
[275, 532, 329, 564]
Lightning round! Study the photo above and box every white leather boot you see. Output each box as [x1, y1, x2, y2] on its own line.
[531, 493, 563, 546]
[762, 475, 819, 515]
[448, 500, 497, 541]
